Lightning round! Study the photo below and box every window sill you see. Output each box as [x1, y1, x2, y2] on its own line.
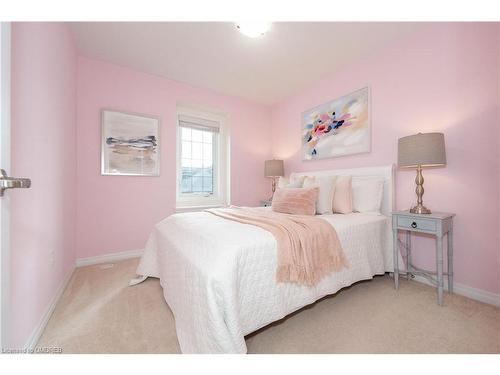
[175, 204, 228, 213]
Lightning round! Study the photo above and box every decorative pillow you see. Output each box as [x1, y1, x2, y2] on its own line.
[302, 176, 316, 187]
[352, 176, 384, 213]
[277, 176, 287, 188]
[332, 176, 353, 214]
[277, 175, 305, 189]
[288, 174, 307, 188]
[303, 175, 337, 214]
[271, 187, 319, 216]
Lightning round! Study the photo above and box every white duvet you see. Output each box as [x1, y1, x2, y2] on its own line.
[135, 209, 393, 353]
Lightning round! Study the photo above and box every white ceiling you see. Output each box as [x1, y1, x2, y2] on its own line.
[70, 22, 422, 105]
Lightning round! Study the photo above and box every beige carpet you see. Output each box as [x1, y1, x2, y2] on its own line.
[37, 258, 500, 354]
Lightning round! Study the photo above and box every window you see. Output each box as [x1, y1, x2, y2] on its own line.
[180, 120, 216, 195]
[176, 106, 229, 209]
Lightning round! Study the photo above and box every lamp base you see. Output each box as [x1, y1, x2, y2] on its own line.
[410, 165, 432, 214]
[410, 204, 431, 214]
[268, 177, 277, 202]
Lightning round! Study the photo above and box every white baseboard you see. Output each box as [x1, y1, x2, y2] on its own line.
[24, 265, 75, 350]
[75, 249, 144, 268]
[410, 274, 500, 307]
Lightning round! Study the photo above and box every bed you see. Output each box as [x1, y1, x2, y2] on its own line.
[134, 165, 397, 353]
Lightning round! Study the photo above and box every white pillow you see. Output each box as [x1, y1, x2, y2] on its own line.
[352, 176, 384, 213]
[302, 175, 337, 214]
[277, 175, 305, 189]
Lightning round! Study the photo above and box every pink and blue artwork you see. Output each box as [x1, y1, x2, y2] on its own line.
[302, 87, 370, 160]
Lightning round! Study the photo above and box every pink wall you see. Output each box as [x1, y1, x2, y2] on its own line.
[8, 24, 499, 349]
[76, 57, 272, 258]
[271, 23, 500, 294]
[497, 23, 500, 295]
[10, 23, 77, 347]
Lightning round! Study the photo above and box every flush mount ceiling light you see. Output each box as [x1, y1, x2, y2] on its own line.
[236, 22, 271, 38]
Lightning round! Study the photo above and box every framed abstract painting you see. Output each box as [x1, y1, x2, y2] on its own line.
[302, 87, 370, 160]
[101, 109, 160, 176]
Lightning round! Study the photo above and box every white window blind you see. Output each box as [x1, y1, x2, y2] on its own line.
[178, 114, 220, 133]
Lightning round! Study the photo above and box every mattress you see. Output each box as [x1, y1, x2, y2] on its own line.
[135, 209, 392, 353]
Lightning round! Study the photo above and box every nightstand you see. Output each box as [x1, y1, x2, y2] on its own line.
[260, 200, 272, 207]
[392, 210, 455, 305]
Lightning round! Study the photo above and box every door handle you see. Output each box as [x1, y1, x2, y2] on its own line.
[0, 169, 31, 196]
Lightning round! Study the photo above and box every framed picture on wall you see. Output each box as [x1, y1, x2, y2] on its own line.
[301, 87, 370, 160]
[101, 109, 160, 176]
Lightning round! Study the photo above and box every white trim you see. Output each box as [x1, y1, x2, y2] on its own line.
[75, 249, 144, 268]
[0, 21, 11, 349]
[411, 274, 500, 307]
[24, 265, 75, 350]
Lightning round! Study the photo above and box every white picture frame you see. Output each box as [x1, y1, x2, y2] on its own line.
[101, 109, 160, 176]
[301, 87, 371, 160]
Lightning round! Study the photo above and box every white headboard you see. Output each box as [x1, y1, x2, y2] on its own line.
[291, 164, 395, 217]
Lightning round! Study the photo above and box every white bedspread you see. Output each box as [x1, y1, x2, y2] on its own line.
[135, 209, 393, 353]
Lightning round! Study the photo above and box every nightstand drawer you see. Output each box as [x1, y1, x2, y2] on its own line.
[397, 216, 436, 232]
[260, 200, 272, 207]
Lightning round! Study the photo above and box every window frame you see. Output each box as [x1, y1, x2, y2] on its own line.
[176, 104, 230, 211]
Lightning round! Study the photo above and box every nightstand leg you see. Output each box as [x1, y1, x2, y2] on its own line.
[406, 230, 412, 280]
[393, 229, 399, 289]
[436, 236, 444, 305]
[448, 227, 454, 294]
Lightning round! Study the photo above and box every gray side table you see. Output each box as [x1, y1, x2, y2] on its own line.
[392, 210, 455, 305]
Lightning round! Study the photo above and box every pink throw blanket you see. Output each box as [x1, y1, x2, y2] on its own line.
[205, 207, 346, 286]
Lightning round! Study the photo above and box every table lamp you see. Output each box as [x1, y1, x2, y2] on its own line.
[264, 159, 284, 200]
[398, 132, 446, 214]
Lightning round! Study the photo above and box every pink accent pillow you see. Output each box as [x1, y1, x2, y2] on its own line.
[332, 176, 353, 214]
[272, 187, 319, 216]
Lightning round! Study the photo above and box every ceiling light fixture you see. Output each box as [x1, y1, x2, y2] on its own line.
[236, 22, 271, 38]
